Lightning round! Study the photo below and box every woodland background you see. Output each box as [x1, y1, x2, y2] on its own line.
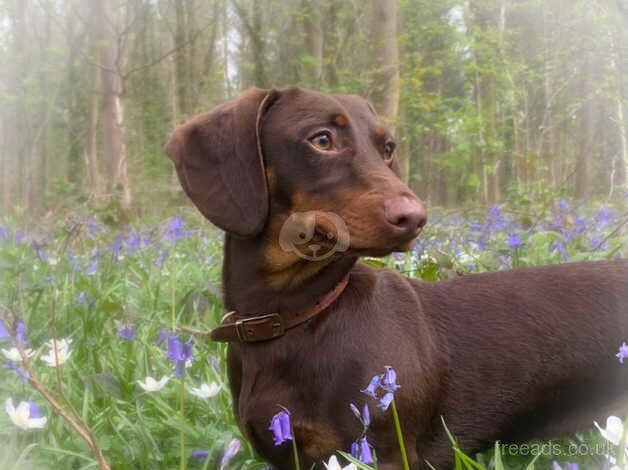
[0, 0, 627, 218]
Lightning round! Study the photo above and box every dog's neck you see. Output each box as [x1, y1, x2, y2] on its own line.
[222, 234, 357, 317]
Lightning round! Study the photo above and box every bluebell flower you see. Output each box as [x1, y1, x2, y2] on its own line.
[552, 462, 579, 470]
[0, 320, 8, 339]
[362, 403, 370, 427]
[382, 366, 400, 392]
[507, 233, 524, 250]
[550, 240, 569, 261]
[574, 216, 587, 235]
[268, 410, 292, 446]
[118, 324, 135, 341]
[15, 321, 27, 346]
[126, 233, 141, 255]
[4, 362, 30, 382]
[557, 200, 570, 213]
[77, 292, 87, 305]
[362, 374, 381, 398]
[219, 439, 241, 470]
[595, 207, 618, 231]
[358, 437, 374, 464]
[190, 449, 209, 462]
[86, 259, 99, 276]
[349, 403, 371, 428]
[156, 328, 169, 347]
[378, 392, 394, 411]
[350, 441, 359, 459]
[155, 249, 169, 268]
[164, 216, 187, 243]
[350, 403, 361, 421]
[590, 235, 608, 251]
[167, 334, 193, 377]
[616, 342, 628, 363]
[111, 235, 124, 261]
[363, 366, 400, 411]
[210, 354, 221, 373]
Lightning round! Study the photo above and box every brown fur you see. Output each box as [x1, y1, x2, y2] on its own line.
[166, 86, 628, 469]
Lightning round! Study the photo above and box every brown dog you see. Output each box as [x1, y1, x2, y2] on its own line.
[166, 87, 628, 469]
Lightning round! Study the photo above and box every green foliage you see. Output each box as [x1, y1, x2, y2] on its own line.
[0, 198, 625, 468]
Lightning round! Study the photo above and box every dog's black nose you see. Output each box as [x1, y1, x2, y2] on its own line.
[384, 196, 427, 236]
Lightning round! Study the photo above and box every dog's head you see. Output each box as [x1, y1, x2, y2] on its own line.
[165, 87, 426, 260]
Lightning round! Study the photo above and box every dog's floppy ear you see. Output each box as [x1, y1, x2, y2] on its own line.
[165, 88, 278, 237]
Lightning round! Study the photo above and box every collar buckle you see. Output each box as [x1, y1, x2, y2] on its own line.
[235, 313, 285, 342]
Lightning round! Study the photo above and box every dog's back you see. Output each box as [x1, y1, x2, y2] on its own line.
[413, 259, 628, 461]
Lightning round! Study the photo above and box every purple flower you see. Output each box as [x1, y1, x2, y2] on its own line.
[350, 441, 359, 459]
[596, 207, 617, 230]
[382, 366, 400, 392]
[118, 324, 135, 341]
[350, 403, 361, 421]
[616, 342, 628, 363]
[268, 410, 292, 446]
[15, 321, 27, 346]
[210, 354, 220, 373]
[219, 439, 241, 470]
[77, 292, 87, 305]
[0, 320, 8, 339]
[167, 334, 193, 377]
[164, 216, 187, 243]
[156, 328, 169, 347]
[558, 200, 570, 213]
[378, 392, 394, 411]
[573, 216, 587, 235]
[590, 235, 609, 251]
[362, 374, 381, 398]
[155, 249, 169, 268]
[111, 236, 124, 261]
[29, 401, 43, 418]
[351, 437, 374, 464]
[86, 259, 99, 276]
[552, 462, 579, 470]
[126, 233, 141, 255]
[359, 437, 374, 464]
[363, 366, 400, 412]
[349, 403, 371, 428]
[507, 233, 524, 250]
[4, 362, 30, 382]
[362, 403, 370, 427]
[190, 449, 209, 462]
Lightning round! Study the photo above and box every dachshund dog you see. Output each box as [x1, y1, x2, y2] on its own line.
[166, 87, 628, 469]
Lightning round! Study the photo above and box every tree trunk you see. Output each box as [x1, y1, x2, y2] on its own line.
[608, 25, 628, 191]
[174, 0, 190, 118]
[369, 0, 402, 177]
[93, 0, 132, 210]
[575, 59, 595, 201]
[302, 0, 323, 87]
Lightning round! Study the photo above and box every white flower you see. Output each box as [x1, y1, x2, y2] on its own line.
[48, 257, 58, 266]
[189, 382, 220, 399]
[40, 338, 72, 366]
[1, 347, 33, 362]
[595, 416, 625, 446]
[44, 338, 73, 351]
[324, 455, 356, 470]
[5, 398, 47, 430]
[137, 376, 170, 392]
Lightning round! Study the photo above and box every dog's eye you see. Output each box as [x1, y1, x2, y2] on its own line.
[309, 132, 333, 151]
[384, 140, 396, 160]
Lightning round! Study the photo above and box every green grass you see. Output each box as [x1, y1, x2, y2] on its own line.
[0, 199, 626, 469]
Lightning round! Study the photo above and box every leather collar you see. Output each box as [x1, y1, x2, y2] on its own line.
[210, 274, 350, 343]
